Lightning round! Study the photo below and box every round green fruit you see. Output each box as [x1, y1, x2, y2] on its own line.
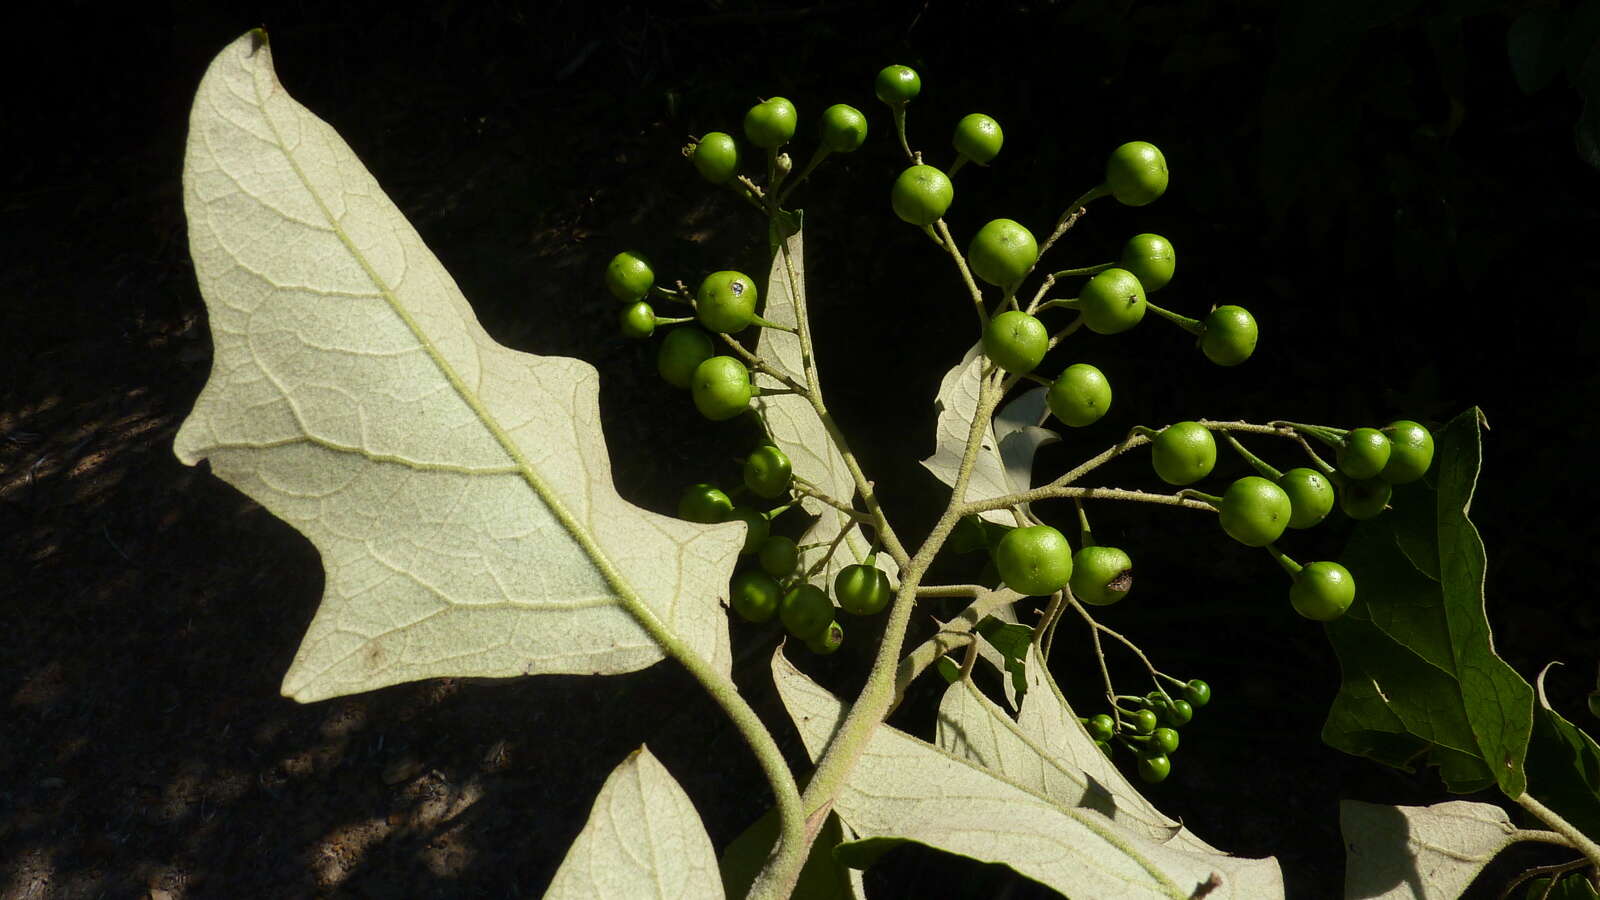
[1086, 714, 1116, 742]
[993, 525, 1073, 596]
[1337, 428, 1392, 480]
[1340, 477, 1393, 520]
[874, 65, 921, 105]
[1200, 305, 1257, 366]
[819, 103, 868, 152]
[1105, 141, 1169, 206]
[1278, 467, 1335, 529]
[605, 250, 655, 302]
[1150, 422, 1216, 486]
[693, 132, 739, 184]
[757, 535, 799, 578]
[1290, 561, 1356, 621]
[730, 571, 782, 623]
[657, 327, 715, 389]
[1069, 545, 1133, 606]
[1119, 234, 1175, 293]
[982, 310, 1049, 375]
[1128, 708, 1159, 735]
[619, 301, 655, 340]
[743, 444, 793, 499]
[1137, 753, 1172, 784]
[967, 218, 1039, 287]
[1218, 476, 1293, 547]
[953, 113, 1003, 164]
[726, 506, 770, 555]
[1078, 268, 1147, 334]
[1149, 727, 1181, 755]
[744, 97, 797, 149]
[695, 270, 758, 334]
[678, 483, 733, 524]
[1047, 364, 1112, 427]
[1183, 679, 1211, 708]
[780, 583, 834, 640]
[835, 563, 893, 616]
[690, 356, 753, 421]
[806, 620, 845, 654]
[1380, 420, 1434, 483]
[891, 165, 954, 226]
[1160, 697, 1193, 727]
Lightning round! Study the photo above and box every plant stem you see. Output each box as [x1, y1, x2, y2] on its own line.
[1143, 300, 1203, 335]
[1223, 432, 1283, 480]
[1512, 792, 1600, 870]
[933, 218, 990, 327]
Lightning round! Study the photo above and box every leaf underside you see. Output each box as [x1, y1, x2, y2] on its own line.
[1340, 799, 1516, 900]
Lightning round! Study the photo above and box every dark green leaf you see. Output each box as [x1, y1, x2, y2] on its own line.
[1323, 408, 1533, 795]
[1527, 665, 1600, 842]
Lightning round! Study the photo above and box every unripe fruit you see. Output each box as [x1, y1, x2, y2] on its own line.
[1338, 428, 1393, 480]
[952, 113, 1003, 164]
[1078, 268, 1147, 334]
[1340, 477, 1392, 520]
[1086, 714, 1116, 742]
[1150, 422, 1216, 486]
[819, 103, 869, 152]
[678, 483, 733, 523]
[834, 564, 893, 616]
[993, 525, 1073, 596]
[891, 165, 954, 225]
[1137, 753, 1172, 784]
[875, 65, 921, 105]
[1290, 561, 1356, 621]
[1120, 234, 1175, 293]
[1278, 467, 1335, 529]
[1380, 420, 1434, 483]
[696, 270, 758, 334]
[806, 620, 844, 654]
[1105, 141, 1169, 206]
[619, 301, 655, 339]
[744, 97, 797, 149]
[1069, 545, 1133, 606]
[1183, 679, 1211, 708]
[1217, 476, 1293, 547]
[1200, 306, 1257, 366]
[1047, 364, 1112, 427]
[967, 218, 1039, 287]
[726, 506, 769, 555]
[757, 535, 799, 578]
[693, 132, 739, 184]
[605, 250, 655, 302]
[982, 310, 1049, 375]
[657, 327, 715, 389]
[690, 356, 753, 421]
[780, 583, 833, 640]
[730, 571, 781, 623]
[743, 445, 793, 499]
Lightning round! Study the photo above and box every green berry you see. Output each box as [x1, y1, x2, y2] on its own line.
[1183, 679, 1211, 708]
[1340, 477, 1392, 520]
[1086, 714, 1116, 742]
[695, 270, 758, 334]
[982, 310, 1049, 375]
[757, 535, 798, 578]
[1047, 364, 1112, 427]
[726, 506, 770, 555]
[1128, 708, 1159, 735]
[657, 327, 716, 389]
[1200, 306, 1258, 366]
[605, 250, 655, 302]
[834, 563, 893, 616]
[780, 583, 834, 640]
[1137, 753, 1172, 784]
[1160, 698, 1193, 727]
[1069, 545, 1133, 606]
[1105, 141, 1169, 206]
[1095, 740, 1114, 758]
[1278, 468, 1335, 529]
[1217, 475, 1293, 547]
[690, 355, 753, 421]
[1337, 428, 1392, 480]
[806, 619, 844, 654]
[967, 218, 1039, 287]
[1119, 234, 1175, 293]
[1290, 561, 1356, 621]
[744, 97, 798, 149]
[1078, 268, 1147, 334]
[1380, 420, 1434, 483]
[619, 301, 655, 340]
[743, 445, 793, 499]
[730, 571, 782, 623]
[874, 65, 921, 105]
[992, 525, 1074, 596]
[1150, 422, 1216, 486]
[891, 165, 954, 226]
[819, 103, 868, 152]
[678, 483, 733, 523]
[1149, 727, 1181, 755]
[692, 132, 739, 185]
[952, 113, 1003, 164]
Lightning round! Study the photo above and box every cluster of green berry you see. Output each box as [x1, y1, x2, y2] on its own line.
[1081, 679, 1212, 784]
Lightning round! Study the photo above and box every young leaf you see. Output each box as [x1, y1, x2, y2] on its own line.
[545, 745, 725, 900]
[921, 345, 1059, 525]
[1340, 800, 1517, 900]
[1322, 408, 1533, 795]
[1527, 664, 1600, 841]
[774, 648, 1285, 898]
[175, 32, 743, 702]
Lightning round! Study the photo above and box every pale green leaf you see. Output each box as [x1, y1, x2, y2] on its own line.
[774, 649, 1284, 898]
[175, 32, 741, 702]
[544, 745, 725, 900]
[921, 345, 1059, 525]
[1340, 800, 1515, 900]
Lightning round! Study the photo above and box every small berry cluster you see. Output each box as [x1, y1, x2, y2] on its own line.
[1082, 679, 1212, 784]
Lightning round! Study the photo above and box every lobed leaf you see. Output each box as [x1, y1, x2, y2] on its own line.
[545, 746, 724, 900]
[1322, 408, 1532, 795]
[176, 32, 742, 702]
[1340, 800, 1516, 900]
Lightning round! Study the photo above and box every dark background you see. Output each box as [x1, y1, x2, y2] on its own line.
[4, 1, 1599, 897]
